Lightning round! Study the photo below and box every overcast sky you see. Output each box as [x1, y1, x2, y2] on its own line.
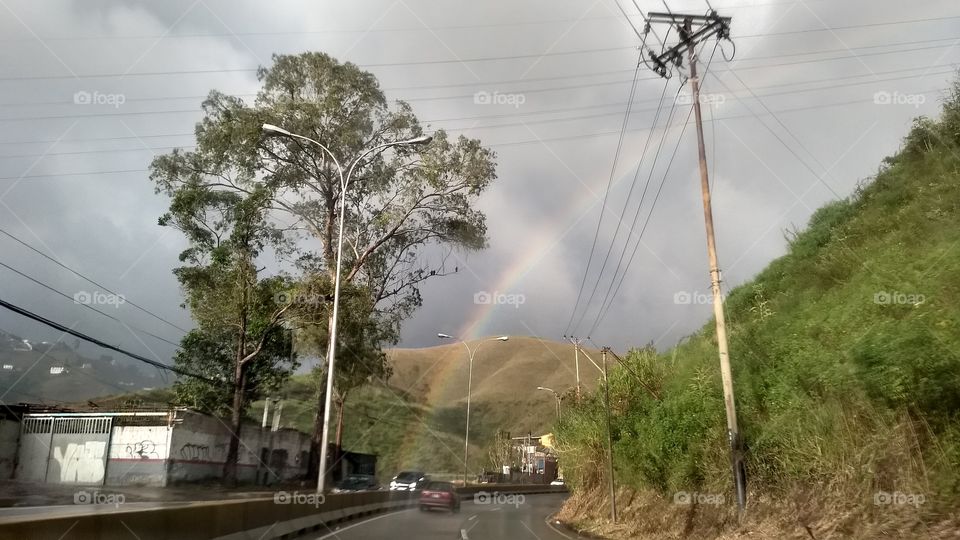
[0, 0, 957, 378]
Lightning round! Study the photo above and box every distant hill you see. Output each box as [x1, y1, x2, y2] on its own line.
[387, 336, 605, 440]
[251, 336, 606, 477]
[0, 329, 160, 405]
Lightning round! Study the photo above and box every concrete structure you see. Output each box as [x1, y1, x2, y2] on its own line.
[0, 484, 567, 540]
[0, 406, 23, 480]
[5, 406, 310, 487]
[512, 434, 558, 483]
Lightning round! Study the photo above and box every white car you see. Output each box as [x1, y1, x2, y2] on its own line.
[550, 478, 565, 486]
[389, 470, 428, 491]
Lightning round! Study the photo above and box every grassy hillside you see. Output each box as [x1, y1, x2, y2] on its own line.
[388, 336, 603, 441]
[557, 84, 960, 538]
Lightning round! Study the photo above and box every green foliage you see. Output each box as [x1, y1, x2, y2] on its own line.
[172, 328, 293, 416]
[558, 76, 960, 509]
[150, 52, 498, 453]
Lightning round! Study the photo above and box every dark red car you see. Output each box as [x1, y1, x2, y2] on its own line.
[418, 481, 460, 513]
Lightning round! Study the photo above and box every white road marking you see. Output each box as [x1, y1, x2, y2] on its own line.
[313, 509, 411, 539]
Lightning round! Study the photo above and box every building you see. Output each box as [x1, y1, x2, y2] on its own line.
[513, 433, 559, 482]
[0, 405, 311, 487]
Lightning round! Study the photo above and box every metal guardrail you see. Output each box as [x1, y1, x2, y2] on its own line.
[0, 484, 567, 540]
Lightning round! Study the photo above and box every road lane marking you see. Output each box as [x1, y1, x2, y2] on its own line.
[468, 514, 478, 521]
[460, 528, 469, 540]
[521, 521, 543, 539]
[314, 509, 411, 539]
[543, 514, 576, 539]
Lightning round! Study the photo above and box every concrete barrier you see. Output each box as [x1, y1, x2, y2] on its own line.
[0, 484, 567, 540]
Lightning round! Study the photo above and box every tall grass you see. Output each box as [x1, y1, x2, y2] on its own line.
[557, 79, 960, 531]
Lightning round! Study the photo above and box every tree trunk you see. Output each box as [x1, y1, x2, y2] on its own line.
[335, 392, 346, 450]
[222, 363, 246, 486]
[334, 393, 346, 482]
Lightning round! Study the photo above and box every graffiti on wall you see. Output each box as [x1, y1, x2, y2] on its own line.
[179, 443, 209, 460]
[51, 441, 106, 483]
[179, 442, 227, 461]
[125, 440, 159, 459]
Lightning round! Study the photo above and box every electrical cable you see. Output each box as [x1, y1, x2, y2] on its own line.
[0, 297, 218, 384]
[0, 226, 190, 334]
[0, 260, 183, 348]
[564, 55, 646, 336]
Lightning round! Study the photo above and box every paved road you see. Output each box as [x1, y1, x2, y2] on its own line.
[309, 493, 573, 540]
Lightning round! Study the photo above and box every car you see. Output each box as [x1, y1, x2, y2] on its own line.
[550, 478, 565, 486]
[389, 470, 428, 491]
[332, 474, 380, 492]
[418, 481, 460, 513]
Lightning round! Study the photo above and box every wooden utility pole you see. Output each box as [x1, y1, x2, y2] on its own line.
[642, 10, 746, 512]
[568, 336, 583, 398]
[602, 348, 617, 523]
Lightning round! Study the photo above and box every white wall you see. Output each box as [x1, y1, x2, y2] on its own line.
[109, 425, 171, 460]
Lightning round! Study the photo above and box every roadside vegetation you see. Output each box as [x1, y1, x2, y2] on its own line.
[556, 79, 960, 538]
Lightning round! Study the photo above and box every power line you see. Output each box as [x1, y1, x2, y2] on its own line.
[0, 14, 955, 84]
[565, 55, 649, 336]
[0, 37, 953, 129]
[589, 42, 720, 335]
[0, 260, 182, 349]
[482, 83, 947, 147]
[0, 297, 216, 384]
[0, 226, 190, 334]
[0, 0, 839, 45]
[6, 32, 956, 115]
[570, 82, 683, 335]
[0, 79, 947, 179]
[0, 59, 954, 160]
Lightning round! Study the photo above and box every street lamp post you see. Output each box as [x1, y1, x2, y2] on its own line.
[438, 333, 508, 485]
[262, 124, 431, 493]
[536, 386, 564, 422]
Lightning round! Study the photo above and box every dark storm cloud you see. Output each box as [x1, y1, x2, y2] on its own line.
[0, 0, 956, 375]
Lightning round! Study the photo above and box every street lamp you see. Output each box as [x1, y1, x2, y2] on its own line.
[438, 333, 508, 485]
[262, 123, 432, 493]
[536, 386, 564, 422]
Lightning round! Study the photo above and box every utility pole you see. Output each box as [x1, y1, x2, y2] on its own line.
[641, 10, 746, 512]
[266, 398, 282, 485]
[602, 348, 617, 523]
[257, 398, 272, 485]
[567, 336, 582, 398]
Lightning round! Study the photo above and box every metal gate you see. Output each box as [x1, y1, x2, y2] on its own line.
[15, 417, 53, 482]
[15, 416, 113, 485]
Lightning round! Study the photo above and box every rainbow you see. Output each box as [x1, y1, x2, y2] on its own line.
[456, 146, 654, 340]
[391, 137, 656, 471]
